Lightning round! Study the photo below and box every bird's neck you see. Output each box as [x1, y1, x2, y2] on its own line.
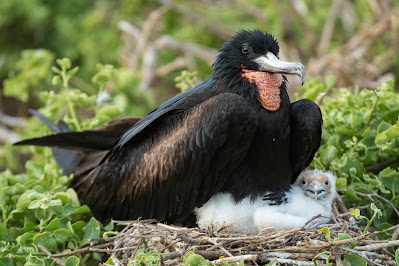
[241, 70, 283, 111]
[214, 72, 289, 112]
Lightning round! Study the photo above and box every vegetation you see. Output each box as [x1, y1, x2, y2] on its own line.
[0, 0, 399, 265]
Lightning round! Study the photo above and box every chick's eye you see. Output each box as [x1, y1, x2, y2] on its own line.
[301, 180, 307, 186]
[241, 44, 250, 54]
[324, 180, 329, 187]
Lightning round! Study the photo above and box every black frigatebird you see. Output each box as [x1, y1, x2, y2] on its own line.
[16, 29, 322, 226]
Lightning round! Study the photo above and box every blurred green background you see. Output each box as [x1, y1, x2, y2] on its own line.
[1, 0, 398, 119]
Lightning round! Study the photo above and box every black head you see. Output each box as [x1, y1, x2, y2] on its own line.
[212, 29, 305, 97]
[213, 29, 279, 72]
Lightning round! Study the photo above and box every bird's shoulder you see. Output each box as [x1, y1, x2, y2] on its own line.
[113, 76, 218, 150]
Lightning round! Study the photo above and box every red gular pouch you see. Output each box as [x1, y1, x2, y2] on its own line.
[241, 69, 283, 111]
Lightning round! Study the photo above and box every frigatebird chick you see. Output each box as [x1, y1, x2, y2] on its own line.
[195, 170, 336, 234]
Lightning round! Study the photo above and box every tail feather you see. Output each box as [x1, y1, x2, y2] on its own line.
[15, 109, 141, 175]
[15, 131, 124, 151]
[28, 109, 72, 133]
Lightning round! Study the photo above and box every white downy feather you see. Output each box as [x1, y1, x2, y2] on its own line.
[194, 170, 337, 234]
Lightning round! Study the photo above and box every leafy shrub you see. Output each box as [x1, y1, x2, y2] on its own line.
[307, 80, 399, 233]
[0, 57, 123, 265]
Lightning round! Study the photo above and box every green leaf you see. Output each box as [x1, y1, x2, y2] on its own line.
[33, 232, 56, 251]
[28, 199, 42, 209]
[45, 218, 61, 230]
[65, 188, 80, 206]
[65, 256, 80, 266]
[82, 217, 101, 244]
[313, 251, 332, 266]
[318, 227, 331, 241]
[346, 187, 358, 199]
[350, 208, 361, 220]
[376, 222, 395, 240]
[63, 203, 90, 216]
[378, 167, 399, 192]
[25, 254, 45, 266]
[370, 203, 382, 218]
[333, 233, 352, 241]
[51, 66, 61, 74]
[0, 224, 7, 240]
[320, 146, 338, 167]
[0, 258, 14, 265]
[22, 221, 37, 232]
[16, 232, 35, 246]
[377, 121, 390, 134]
[71, 205, 91, 215]
[183, 251, 213, 266]
[67, 67, 79, 78]
[375, 124, 399, 143]
[35, 207, 56, 223]
[343, 253, 367, 266]
[104, 220, 114, 231]
[72, 220, 86, 232]
[55, 192, 70, 205]
[52, 75, 62, 86]
[92, 64, 115, 86]
[53, 228, 72, 243]
[57, 58, 72, 69]
[103, 257, 114, 265]
[336, 178, 347, 190]
[63, 203, 78, 216]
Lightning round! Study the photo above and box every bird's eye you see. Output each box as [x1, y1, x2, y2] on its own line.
[301, 180, 307, 186]
[324, 180, 329, 187]
[241, 44, 250, 54]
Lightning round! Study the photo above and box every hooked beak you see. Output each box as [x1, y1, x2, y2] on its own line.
[253, 52, 306, 85]
[305, 183, 326, 201]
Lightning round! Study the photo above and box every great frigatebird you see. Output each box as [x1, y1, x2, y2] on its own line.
[16, 29, 322, 226]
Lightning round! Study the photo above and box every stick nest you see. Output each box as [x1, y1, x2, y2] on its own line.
[41, 195, 399, 266]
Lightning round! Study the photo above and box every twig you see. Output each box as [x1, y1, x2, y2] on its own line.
[318, 0, 344, 55]
[110, 254, 125, 266]
[44, 242, 114, 258]
[0, 111, 24, 127]
[373, 224, 399, 235]
[274, 233, 370, 251]
[315, 92, 327, 106]
[354, 240, 399, 251]
[338, 190, 399, 219]
[37, 244, 65, 265]
[392, 226, 399, 241]
[202, 237, 234, 257]
[168, 2, 233, 39]
[365, 159, 398, 173]
[338, 246, 384, 266]
[0, 126, 19, 143]
[212, 254, 257, 265]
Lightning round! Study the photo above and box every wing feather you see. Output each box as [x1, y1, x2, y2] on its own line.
[74, 93, 258, 224]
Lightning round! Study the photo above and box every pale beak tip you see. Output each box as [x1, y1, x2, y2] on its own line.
[298, 63, 306, 86]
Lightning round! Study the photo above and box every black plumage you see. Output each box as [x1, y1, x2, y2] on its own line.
[16, 30, 322, 226]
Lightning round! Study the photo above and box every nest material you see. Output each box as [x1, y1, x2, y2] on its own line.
[39, 195, 399, 266]
[41, 218, 398, 265]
